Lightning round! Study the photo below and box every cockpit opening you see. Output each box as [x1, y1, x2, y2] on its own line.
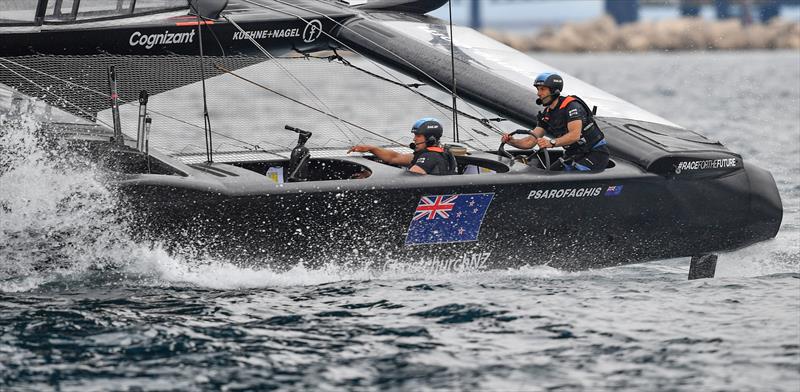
[231, 158, 372, 183]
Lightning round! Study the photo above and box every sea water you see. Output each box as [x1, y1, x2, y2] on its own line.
[1, 51, 798, 391]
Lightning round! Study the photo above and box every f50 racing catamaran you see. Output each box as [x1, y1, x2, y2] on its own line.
[0, 0, 782, 279]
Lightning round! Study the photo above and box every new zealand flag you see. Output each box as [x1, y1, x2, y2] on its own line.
[605, 185, 624, 197]
[405, 193, 494, 245]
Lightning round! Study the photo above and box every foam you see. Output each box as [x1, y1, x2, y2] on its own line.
[1, 106, 796, 293]
[0, 111, 133, 291]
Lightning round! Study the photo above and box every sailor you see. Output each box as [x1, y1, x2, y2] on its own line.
[501, 72, 609, 172]
[348, 118, 456, 175]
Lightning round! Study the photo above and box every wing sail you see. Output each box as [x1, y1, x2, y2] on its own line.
[336, 14, 678, 128]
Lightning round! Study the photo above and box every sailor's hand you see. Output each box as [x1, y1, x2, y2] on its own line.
[501, 133, 512, 144]
[348, 145, 371, 154]
[537, 138, 552, 149]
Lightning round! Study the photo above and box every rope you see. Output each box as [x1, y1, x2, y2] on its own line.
[237, 0, 502, 147]
[0, 60, 113, 129]
[214, 63, 404, 147]
[327, 54, 499, 149]
[0, 57, 287, 156]
[225, 15, 360, 144]
[257, 0, 508, 134]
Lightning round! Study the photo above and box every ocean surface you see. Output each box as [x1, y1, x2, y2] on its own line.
[1, 51, 799, 391]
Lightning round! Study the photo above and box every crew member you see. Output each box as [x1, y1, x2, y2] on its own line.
[348, 118, 456, 175]
[501, 72, 609, 172]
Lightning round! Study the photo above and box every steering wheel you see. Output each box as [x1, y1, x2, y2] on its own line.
[498, 129, 551, 170]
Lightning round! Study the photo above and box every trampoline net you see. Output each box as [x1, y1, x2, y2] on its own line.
[0, 51, 526, 162]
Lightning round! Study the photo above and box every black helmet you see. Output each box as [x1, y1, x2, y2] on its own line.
[411, 118, 443, 145]
[533, 72, 563, 94]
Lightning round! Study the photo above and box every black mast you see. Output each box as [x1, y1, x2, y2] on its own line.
[34, 0, 48, 25]
[192, 9, 214, 163]
[448, 0, 459, 143]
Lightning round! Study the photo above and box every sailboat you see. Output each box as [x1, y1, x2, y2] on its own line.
[0, 0, 782, 279]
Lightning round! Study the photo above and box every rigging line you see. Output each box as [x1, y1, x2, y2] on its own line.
[194, 11, 214, 163]
[228, 5, 483, 150]
[4, 56, 241, 100]
[0, 61, 113, 129]
[0, 57, 110, 98]
[255, 0, 461, 96]
[329, 52, 500, 148]
[0, 59, 292, 159]
[0, 58, 288, 157]
[234, 0, 462, 128]
[331, 55, 493, 149]
[236, 0, 502, 146]
[235, 0, 462, 127]
[177, 15, 297, 157]
[143, 108, 289, 159]
[332, 56, 458, 114]
[224, 16, 360, 144]
[198, 14, 227, 58]
[324, 49, 497, 148]
[0, 57, 262, 152]
[448, 0, 459, 143]
[254, 0, 498, 130]
[0, 55, 255, 103]
[215, 63, 404, 147]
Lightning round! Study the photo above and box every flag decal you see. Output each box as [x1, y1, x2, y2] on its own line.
[405, 193, 494, 245]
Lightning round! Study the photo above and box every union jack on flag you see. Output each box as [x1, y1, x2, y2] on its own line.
[405, 193, 494, 245]
[413, 195, 458, 221]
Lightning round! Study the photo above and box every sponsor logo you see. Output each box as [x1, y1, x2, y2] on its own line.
[129, 30, 195, 49]
[675, 158, 737, 174]
[527, 187, 603, 200]
[413, 251, 492, 272]
[233, 28, 301, 40]
[604, 185, 623, 197]
[302, 19, 323, 43]
[569, 109, 578, 116]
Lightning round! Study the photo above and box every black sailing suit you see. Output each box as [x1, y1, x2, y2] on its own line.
[410, 146, 457, 175]
[539, 95, 609, 172]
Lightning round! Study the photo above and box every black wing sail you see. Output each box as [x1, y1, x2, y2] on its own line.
[334, 12, 744, 170]
[335, 13, 678, 129]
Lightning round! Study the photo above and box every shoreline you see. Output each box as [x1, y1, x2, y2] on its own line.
[483, 16, 800, 52]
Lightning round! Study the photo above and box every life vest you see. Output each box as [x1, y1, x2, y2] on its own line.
[414, 146, 457, 175]
[545, 95, 606, 153]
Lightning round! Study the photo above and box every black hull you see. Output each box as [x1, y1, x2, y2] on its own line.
[108, 142, 781, 271]
[2, 0, 784, 274]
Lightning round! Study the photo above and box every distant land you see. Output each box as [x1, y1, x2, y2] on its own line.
[430, 1, 800, 32]
[484, 16, 800, 52]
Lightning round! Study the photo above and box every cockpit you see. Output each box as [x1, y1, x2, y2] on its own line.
[226, 124, 511, 183]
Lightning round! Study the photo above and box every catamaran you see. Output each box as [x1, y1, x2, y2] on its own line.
[0, 0, 783, 279]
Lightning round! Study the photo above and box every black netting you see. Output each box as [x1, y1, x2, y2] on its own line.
[1, 52, 522, 161]
[0, 54, 264, 121]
